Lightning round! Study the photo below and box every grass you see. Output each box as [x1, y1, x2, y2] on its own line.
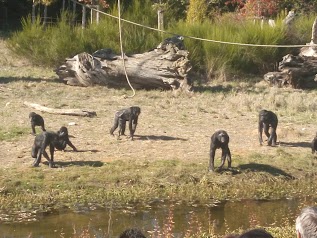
[6, 5, 316, 78]
[1, 38, 317, 237]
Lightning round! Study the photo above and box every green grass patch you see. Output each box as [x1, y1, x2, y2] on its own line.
[0, 126, 29, 141]
[7, 7, 316, 80]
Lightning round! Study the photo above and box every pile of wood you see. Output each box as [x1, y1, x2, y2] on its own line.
[264, 17, 317, 89]
[55, 36, 192, 91]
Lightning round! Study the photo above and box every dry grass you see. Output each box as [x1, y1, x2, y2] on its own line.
[1, 36, 317, 179]
[1, 39, 317, 238]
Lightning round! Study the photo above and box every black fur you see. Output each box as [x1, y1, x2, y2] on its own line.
[31, 131, 58, 168]
[110, 106, 141, 140]
[29, 112, 46, 135]
[209, 130, 232, 172]
[258, 110, 278, 146]
[54, 126, 77, 151]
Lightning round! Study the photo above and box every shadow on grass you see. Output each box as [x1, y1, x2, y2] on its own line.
[0, 76, 60, 84]
[193, 84, 233, 93]
[135, 135, 188, 141]
[238, 163, 294, 179]
[45, 160, 104, 167]
[280, 141, 312, 148]
[57, 149, 100, 153]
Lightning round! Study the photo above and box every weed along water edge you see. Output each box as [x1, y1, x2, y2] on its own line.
[0, 198, 312, 237]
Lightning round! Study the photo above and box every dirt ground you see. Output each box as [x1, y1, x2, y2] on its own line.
[0, 39, 316, 170]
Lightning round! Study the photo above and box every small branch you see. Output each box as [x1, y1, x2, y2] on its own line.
[23, 101, 97, 117]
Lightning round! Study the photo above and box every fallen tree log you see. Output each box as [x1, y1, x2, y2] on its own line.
[55, 36, 192, 91]
[264, 53, 317, 88]
[24, 101, 97, 117]
[264, 17, 317, 89]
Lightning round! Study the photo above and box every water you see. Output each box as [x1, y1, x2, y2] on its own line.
[0, 197, 315, 237]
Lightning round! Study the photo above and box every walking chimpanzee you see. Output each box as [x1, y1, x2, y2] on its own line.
[29, 112, 46, 135]
[209, 130, 232, 172]
[110, 106, 141, 140]
[31, 131, 60, 168]
[258, 110, 278, 146]
[311, 132, 317, 154]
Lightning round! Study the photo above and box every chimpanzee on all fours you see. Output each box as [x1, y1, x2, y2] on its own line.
[110, 106, 141, 140]
[54, 126, 77, 152]
[258, 109, 278, 146]
[312, 133, 317, 154]
[209, 130, 232, 172]
[31, 126, 77, 168]
[29, 112, 46, 135]
[31, 131, 59, 168]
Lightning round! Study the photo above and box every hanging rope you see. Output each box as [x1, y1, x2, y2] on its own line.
[118, 0, 136, 98]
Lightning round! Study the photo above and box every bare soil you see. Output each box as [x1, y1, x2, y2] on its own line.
[0, 38, 315, 172]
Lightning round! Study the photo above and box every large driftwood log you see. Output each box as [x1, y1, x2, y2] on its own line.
[24, 101, 97, 117]
[264, 53, 317, 88]
[55, 37, 192, 91]
[264, 17, 317, 88]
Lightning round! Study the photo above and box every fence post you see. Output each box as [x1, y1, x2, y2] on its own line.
[43, 4, 48, 26]
[82, 5, 86, 29]
[157, 8, 164, 33]
[32, 1, 36, 24]
[96, 5, 100, 24]
[72, 0, 76, 26]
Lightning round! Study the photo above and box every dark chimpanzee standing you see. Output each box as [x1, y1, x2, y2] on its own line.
[110, 106, 141, 140]
[209, 130, 232, 172]
[119, 228, 147, 238]
[29, 112, 46, 135]
[54, 126, 77, 151]
[31, 131, 60, 168]
[258, 109, 278, 146]
[311, 132, 317, 154]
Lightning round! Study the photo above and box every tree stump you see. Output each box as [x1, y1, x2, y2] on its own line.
[55, 36, 192, 91]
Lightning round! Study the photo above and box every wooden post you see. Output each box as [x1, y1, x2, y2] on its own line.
[157, 8, 164, 32]
[32, 1, 36, 24]
[62, 0, 65, 11]
[72, 0, 76, 26]
[43, 4, 48, 26]
[82, 5, 86, 29]
[90, 7, 93, 24]
[96, 5, 100, 25]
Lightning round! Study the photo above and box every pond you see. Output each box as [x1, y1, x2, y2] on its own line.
[0, 197, 316, 237]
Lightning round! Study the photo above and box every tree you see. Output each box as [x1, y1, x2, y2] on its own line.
[241, 0, 280, 17]
[186, 0, 208, 23]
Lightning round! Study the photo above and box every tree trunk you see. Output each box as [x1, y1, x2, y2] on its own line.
[264, 53, 317, 88]
[55, 37, 192, 91]
[263, 18, 317, 89]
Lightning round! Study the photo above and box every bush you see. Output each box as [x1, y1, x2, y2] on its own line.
[7, 4, 316, 82]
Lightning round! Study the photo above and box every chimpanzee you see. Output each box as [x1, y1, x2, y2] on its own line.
[29, 112, 46, 135]
[54, 126, 77, 151]
[157, 35, 185, 51]
[31, 131, 60, 168]
[311, 133, 317, 154]
[110, 106, 141, 140]
[209, 130, 232, 172]
[119, 228, 146, 238]
[258, 109, 278, 146]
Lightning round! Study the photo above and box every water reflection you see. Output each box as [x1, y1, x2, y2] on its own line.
[0, 197, 316, 237]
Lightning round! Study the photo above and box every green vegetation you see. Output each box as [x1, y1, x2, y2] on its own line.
[0, 126, 29, 141]
[7, 3, 316, 79]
